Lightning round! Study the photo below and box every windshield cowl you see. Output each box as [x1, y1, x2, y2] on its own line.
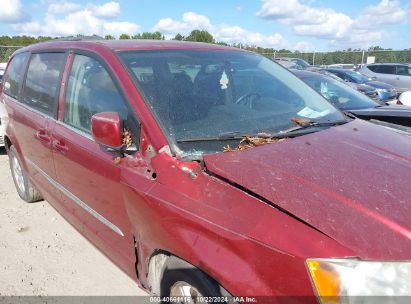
[176, 119, 349, 160]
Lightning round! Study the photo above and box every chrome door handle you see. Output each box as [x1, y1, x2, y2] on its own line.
[52, 140, 69, 153]
[35, 130, 51, 143]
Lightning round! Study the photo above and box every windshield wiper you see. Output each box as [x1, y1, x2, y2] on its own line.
[342, 111, 357, 119]
[177, 119, 347, 143]
[272, 119, 347, 138]
[176, 132, 248, 143]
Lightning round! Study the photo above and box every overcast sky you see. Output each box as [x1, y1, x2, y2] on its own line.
[0, 0, 410, 51]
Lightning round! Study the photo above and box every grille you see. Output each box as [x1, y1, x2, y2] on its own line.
[0, 135, 4, 146]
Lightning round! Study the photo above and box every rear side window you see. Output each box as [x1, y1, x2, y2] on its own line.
[22, 53, 66, 117]
[2, 52, 29, 99]
[367, 65, 378, 72]
[396, 65, 411, 76]
[334, 71, 348, 80]
[375, 65, 395, 74]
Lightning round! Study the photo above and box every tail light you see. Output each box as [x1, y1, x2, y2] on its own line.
[396, 99, 403, 105]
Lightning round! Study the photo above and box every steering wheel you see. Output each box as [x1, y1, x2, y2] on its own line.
[329, 95, 339, 106]
[235, 93, 261, 108]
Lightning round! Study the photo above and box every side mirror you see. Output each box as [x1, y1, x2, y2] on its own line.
[91, 112, 122, 149]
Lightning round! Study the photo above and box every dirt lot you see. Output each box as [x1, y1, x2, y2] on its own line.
[0, 149, 148, 296]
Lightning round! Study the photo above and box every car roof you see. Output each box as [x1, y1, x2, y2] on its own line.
[291, 69, 320, 78]
[14, 39, 242, 55]
[276, 57, 301, 61]
[366, 63, 410, 66]
[326, 68, 352, 72]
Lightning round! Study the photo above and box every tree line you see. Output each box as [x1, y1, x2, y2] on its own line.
[1, 31, 410, 64]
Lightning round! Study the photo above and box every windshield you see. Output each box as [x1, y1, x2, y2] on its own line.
[293, 59, 310, 68]
[300, 73, 379, 110]
[118, 50, 345, 156]
[345, 71, 370, 83]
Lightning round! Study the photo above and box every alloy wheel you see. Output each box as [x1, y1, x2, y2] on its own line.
[170, 281, 204, 303]
[12, 154, 25, 194]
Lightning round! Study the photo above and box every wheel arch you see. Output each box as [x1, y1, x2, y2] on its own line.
[146, 249, 232, 296]
[146, 249, 170, 295]
[3, 133, 28, 172]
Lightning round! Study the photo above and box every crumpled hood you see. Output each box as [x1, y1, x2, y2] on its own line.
[204, 120, 411, 260]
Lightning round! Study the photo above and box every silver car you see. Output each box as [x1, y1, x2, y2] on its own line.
[0, 67, 5, 147]
[359, 63, 411, 94]
[0, 100, 6, 148]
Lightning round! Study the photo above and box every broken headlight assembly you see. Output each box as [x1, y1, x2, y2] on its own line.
[307, 258, 411, 303]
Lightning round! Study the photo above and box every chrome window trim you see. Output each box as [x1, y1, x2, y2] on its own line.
[26, 158, 124, 237]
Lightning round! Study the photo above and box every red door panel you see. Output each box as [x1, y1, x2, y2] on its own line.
[52, 122, 136, 278]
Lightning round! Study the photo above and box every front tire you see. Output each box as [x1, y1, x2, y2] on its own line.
[8, 145, 43, 203]
[160, 257, 230, 302]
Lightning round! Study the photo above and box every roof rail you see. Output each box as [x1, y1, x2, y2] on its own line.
[52, 35, 105, 42]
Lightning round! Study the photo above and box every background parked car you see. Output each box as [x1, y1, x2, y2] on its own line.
[275, 57, 311, 70]
[399, 91, 411, 106]
[359, 63, 411, 94]
[0, 101, 6, 148]
[327, 63, 356, 70]
[326, 68, 397, 102]
[0, 69, 5, 81]
[275, 59, 300, 70]
[294, 70, 411, 130]
[0, 62, 7, 80]
[316, 69, 380, 101]
[0, 62, 6, 147]
[0, 63, 6, 97]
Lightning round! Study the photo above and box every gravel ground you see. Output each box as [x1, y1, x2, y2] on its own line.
[0, 148, 148, 297]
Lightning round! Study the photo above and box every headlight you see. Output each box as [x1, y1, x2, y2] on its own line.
[307, 258, 411, 303]
[376, 88, 388, 93]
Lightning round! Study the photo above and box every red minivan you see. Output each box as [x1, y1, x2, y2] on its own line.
[1, 39, 411, 302]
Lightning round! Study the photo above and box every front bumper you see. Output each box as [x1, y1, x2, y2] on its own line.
[377, 90, 397, 101]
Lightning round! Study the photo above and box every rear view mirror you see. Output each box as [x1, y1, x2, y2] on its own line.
[91, 112, 122, 148]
